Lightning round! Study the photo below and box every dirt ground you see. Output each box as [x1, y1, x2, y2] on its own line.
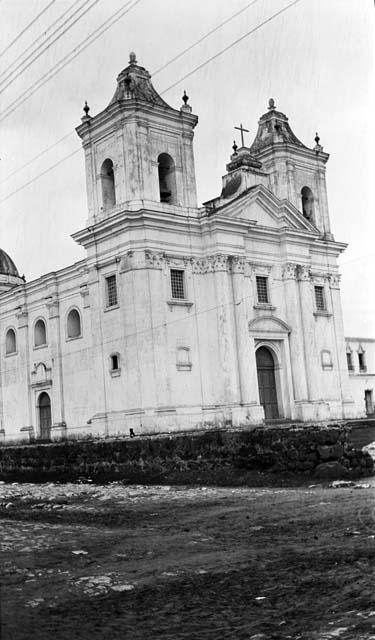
[0, 478, 375, 640]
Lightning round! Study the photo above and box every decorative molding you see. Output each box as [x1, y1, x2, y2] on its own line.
[313, 311, 332, 318]
[229, 256, 245, 274]
[249, 262, 272, 275]
[165, 255, 191, 268]
[30, 361, 52, 388]
[145, 250, 164, 269]
[190, 255, 230, 273]
[15, 305, 28, 328]
[282, 263, 298, 280]
[248, 315, 292, 335]
[45, 296, 59, 318]
[30, 378, 52, 389]
[310, 270, 328, 283]
[328, 273, 341, 289]
[80, 284, 90, 307]
[296, 265, 311, 281]
[167, 300, 193, 311]
[190, 258, 207, 274]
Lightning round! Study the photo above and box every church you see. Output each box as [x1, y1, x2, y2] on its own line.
[0, 53, 362, 442]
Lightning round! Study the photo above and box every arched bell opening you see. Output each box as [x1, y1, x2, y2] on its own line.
[301, 186, 315, 222]
[101, 158, 116, 209]
[158, 153, 177, 204]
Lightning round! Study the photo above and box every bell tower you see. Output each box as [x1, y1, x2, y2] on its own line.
[250, 99, 333, 239]
[76, 53, 199, 223]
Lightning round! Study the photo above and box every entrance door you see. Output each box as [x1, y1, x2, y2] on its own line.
[256, 347, 279, 420]
[38, 392, 51, 440]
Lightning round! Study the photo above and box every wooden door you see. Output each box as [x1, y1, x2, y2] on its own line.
[39, 392, 51, 440]
[256, 347, 279, 420]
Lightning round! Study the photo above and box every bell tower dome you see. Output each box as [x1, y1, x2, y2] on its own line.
[250, 99, 333, 239]
[76, 53, 199, 223]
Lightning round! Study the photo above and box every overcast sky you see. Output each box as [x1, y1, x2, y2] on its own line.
[0, 0, 373, 337]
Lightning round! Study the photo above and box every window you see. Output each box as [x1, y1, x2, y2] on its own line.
[158, 153, 177, 204]
[100, 158, 116, 209]
[321, 350, 333, 370]
[346, 352, 354, 371]
[110, 353, 121, 376]
[5, 328, 16, 354]
[105, 275, 118, 307]
[256, 276, 269, 304]
[176, 346, 192, 371]
[365, 390, 374, 416]
[34, 319, 47, 347]
[170, 269, 185, 299]
[301, 186, 315, 222]
[358, 351, 366, 373]
[67, 308, 81, 339]
[314, 286, 326, 311]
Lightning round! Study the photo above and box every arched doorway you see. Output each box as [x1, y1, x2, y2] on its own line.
[38, 392, 51, 440]
[256, 347, 279, 420]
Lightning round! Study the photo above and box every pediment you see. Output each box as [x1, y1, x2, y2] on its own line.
[248, 315, 291, 335]
[218, 185, 318, 234]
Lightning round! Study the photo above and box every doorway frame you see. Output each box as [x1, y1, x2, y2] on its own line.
[248, 315, 294, 420]
[33, 387, 53, 440]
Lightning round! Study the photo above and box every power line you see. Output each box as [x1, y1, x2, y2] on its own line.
[152, 0, 263, 75]
[162, 0, 303, 94]
[0, 0, 84, 81]
[0, 0, 57, 58]
[0, 0, 301, 198]
[0, 0, 142, 124]
[0, 0, 101, 92]
[0, 133, 74, 185]
[0, 1, 264, 184]
[0, 149, 80, 203]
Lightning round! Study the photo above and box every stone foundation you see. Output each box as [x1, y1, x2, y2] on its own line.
[0, 423, 373, 483]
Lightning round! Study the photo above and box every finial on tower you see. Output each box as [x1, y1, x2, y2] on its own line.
[268, 98, 276, 111]
[83, 101, 90, 117]
[314, 131, 323, 153]
[129, 51, 137, 65]
[180, 89, 192, 113]
[232, 140, 238, 156]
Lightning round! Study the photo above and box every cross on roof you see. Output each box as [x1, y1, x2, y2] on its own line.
[234, 123, 249, 148]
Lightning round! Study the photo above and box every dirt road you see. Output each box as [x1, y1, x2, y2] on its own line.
[0, 480, 374, 639]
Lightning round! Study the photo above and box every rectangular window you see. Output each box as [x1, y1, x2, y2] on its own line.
[170, 269, 185, 299]
[314, 286, 326, 311]
[358, 352, 366, 373]
[256, 276, 269, 304]
[105, 275, 118, 307]
[346, 352, 354, 371]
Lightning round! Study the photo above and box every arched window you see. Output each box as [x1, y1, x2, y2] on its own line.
[110, 353, 121, 376]
[301, 186, 315, 222]
[100, 158, 116, 209]
[5, 328, 16, 354]
[67, 308, 81, 339]
[158, 153, 177, 204]
[34, 319, 47, 347]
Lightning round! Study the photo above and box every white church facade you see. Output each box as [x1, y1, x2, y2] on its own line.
[0, 53, 368, 442]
